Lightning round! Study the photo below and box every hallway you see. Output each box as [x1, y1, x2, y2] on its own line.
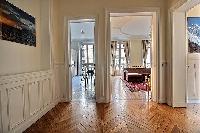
[24, 77, 200, 133]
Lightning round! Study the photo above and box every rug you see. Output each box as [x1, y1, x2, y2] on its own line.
[120, 78, 151, 92]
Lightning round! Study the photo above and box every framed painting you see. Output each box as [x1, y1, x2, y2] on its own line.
[187, 17, 200, 53]
[0, 0, 36, 46]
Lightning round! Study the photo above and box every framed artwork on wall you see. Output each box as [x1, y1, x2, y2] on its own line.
[0, 0, 36, 46]
[187, 17, 200, 53]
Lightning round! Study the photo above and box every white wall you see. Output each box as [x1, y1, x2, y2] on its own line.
[129, 40, 143, 67]
[0, 0, 50, 75]
[0, 0, 64, 132]
[53, 0, 167, 102]
[40, 0, 51, 70]
[187, 4, 200, 16]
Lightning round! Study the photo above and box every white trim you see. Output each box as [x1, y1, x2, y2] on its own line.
[159, 98, 167, 104]
[96, 97, 106, 103]
[167, 99, 172, 106]
[49, 0, 54, 70]
[60, 97, 71, 103]
[167, 7, 174, 107]
[172, 102, 187, 108]
[63, 15, 99, 102]
[14, 99, 60, 133]
[169, 0, 187, 11]
[0, 70, 62, 132]
[105, 7, 161, 103]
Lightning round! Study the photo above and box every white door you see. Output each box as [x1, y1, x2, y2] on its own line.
[172, 12, 187, 107]
[106, 12, 112, 102]
[187, 59, 196, 100]
[66, 20, 72, 101]
[196, 60, 200, 98]
[187, 54, 200, 103]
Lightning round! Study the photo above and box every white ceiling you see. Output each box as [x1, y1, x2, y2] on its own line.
[110, 13, 152, 40]
[70, 19, 95, 41]
[69, 14, 152, 41]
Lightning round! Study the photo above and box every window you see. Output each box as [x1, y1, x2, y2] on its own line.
[146, 46, 151, 68]
[115, 42, 127, 70]
[81, 44, 94, 64]
[88, 45, 94, 63]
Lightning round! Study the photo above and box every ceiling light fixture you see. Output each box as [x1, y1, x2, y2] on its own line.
[81, 29, 85, 34]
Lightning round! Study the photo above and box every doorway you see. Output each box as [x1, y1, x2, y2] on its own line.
[69, 19, 96, 101]
[108, 12, 159, 102]
[170, 1, 200, 107]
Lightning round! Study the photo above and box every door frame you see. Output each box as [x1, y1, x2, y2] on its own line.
[105, 7, 162, 103]
[63, 15, 99, 102]
[169, 0, 200, 107]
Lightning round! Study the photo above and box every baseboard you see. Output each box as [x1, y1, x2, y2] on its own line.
[172, 102, 186, 107]
[14, 99, 61, 133]
[104, 98, 111, 103]
[167, 99, 172, 106]
[187, 99, 200, 104]
[96, 97, 106, 103]
[158, 98, 167, 104]
[60, 97, 71, 103]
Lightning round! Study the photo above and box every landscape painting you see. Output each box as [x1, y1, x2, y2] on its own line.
[0, 0, 36, 46]
[187, 17, 200, 53]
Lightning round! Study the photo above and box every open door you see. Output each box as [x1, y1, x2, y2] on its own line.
[66, 20, 72, 101]
[105, 12, 112, 102]
[171, 12, 187, 107]
[66, 18, 97, 101]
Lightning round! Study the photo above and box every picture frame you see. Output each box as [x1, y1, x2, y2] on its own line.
[0, 0, 36, 46]
[187, 17, 200, 53]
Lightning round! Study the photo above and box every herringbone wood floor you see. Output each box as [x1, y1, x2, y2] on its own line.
[24, 77, 200, 133]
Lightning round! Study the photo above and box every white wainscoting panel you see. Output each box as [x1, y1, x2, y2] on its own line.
[0, 70, 61, 133]
[43, 79, 52, 107]
[54, 67, 60, 100]
[29, 81, 40, 116]
[8, 85, 25, 130]
[54, 63, 64, 101]
[0, 88, 3, 133]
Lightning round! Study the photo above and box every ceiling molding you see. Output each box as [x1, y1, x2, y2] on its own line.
[111, 15, 152, 40]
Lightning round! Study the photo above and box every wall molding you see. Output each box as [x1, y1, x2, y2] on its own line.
[172, 102, 186, 108]
[14, 98, 60, 133]
[0, 70, 62, 133]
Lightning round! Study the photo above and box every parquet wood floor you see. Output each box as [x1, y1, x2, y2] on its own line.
[24, 77, 200, 133]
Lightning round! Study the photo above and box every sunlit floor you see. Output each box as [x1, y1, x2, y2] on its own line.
[24, 76, 200, 133]
[72, 76, 95, 101]
[112, 76, 151, 101]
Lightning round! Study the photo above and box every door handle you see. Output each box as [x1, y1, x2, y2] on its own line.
[161, 62, 167, 67]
